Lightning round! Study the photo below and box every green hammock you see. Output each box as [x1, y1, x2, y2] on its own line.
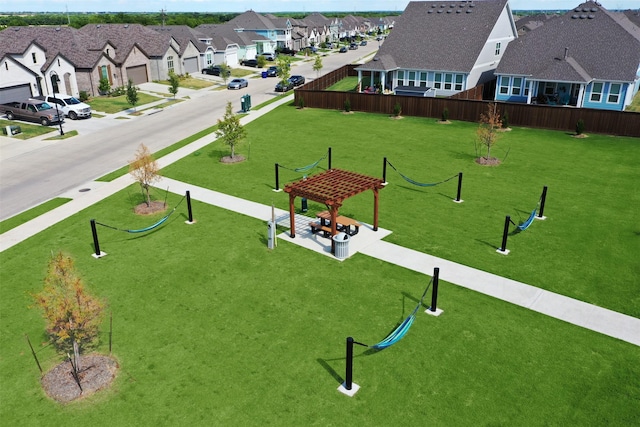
[386, 160, 457, 187]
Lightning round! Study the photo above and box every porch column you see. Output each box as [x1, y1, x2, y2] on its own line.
[289, 193, 296, 238]
[357, 69, 362, 92]
[380, 73, 386, 92]
[527, 80, 533, 104]
[576, 84, 585, 108]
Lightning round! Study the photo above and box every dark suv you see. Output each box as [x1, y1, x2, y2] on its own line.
[202, 66, 222, 76]
[241, 59, 259, 67]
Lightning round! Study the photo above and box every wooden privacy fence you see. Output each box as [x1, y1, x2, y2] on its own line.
[296, 65, 640, 137]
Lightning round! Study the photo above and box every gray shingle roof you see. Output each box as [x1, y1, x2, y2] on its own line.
[148, 25, 209, 55]
[364, 0, 510, 73]
[228, 10, 277, 30]
[79, 24, 172, 61]
[196, 24, 265, 49]
[496, 2, 640, 82]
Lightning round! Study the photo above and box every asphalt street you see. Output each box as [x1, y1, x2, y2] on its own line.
[0, 42, 380, 221]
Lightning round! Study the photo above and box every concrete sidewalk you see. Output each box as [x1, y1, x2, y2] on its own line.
[2, 92, 639, 349]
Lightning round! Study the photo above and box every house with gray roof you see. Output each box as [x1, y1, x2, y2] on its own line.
[494, 2, 640, 111]
[149, 25, 210, 74]
[356, 0, 517, 96]
[226, 10, 285, 55]
[196, 24, 254, 66]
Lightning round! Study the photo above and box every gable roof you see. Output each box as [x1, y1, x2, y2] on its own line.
[79, 24, 173, 61]
[228, 10, 278, 30]
[0, 26, 102, 69]
[196, 24, 263, 49]
[365, 0, 510, 73]
[496, 2, 640, 82]
[149, 25, 209, 55]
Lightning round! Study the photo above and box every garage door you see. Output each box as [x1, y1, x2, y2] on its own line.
[126, 65, 148, 85]
[0, 83, 32, 104]
[183, 57, 198, 74]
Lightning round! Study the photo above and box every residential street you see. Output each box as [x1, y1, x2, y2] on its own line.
[0, 42, 380, 221]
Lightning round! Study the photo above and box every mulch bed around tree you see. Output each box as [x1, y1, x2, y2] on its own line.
[134, 201, 168, 215]
[220, 155, 246, 164]
[475, 156, 501, 166]
[41, 354, 118, 403]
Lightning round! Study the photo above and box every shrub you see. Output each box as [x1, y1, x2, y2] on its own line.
[257, 56, 267, 69]
[110, 86, 126, 97]
[98, 77, 111, 95]
[344, 98, 351, 112]
[298, 96, 305, 109]
[576, 119, 585, 135]
[393, 102, 402, 117]
[442, 108, 449, 122]
[501, 110, 509, 128]
[79, 91, 89, 102]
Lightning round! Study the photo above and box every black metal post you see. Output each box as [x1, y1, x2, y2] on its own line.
[430, 267, 440, 312]
[275, 163, 280, 191]
[455, 172, 463, 202]
[25, 334, 43, 375]
[383, 157, 387, 183]
[186, 190, 193, 223]
[328, 147, 332, 170]
[90, 219, 101, 256]
[538, 186, 548, 218]
[345, 336, 354, 390]
[500, 215, 510, 253]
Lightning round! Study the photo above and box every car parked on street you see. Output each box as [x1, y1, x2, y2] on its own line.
[275, 79, 294, 92]
[202, 65, 222, 75]
[228, 78, 248, 90]
[2, 99, 64, 126]
[289, 75, 305, 86]
[339, 46, 348, 53]
[266, 66, 279, 77]
[277, 47, 296, 56]
[241, 59, 259, 67]
[32, 95, 91, 120]
[360, 40, 368, 46]
[349, 43, 358, 50]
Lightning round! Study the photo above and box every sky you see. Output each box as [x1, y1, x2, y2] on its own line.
[1, 0, 637, 13]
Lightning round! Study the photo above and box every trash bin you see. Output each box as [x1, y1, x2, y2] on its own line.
[240, 96, 246, 113]
[301, 197, 308, 212]
[333, 232, 350, 260]
[246, 95, 251, 110]
[261, 71, 267, 78]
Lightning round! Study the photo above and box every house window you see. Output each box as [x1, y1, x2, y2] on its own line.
[419, 72, 427, 87]
[590, 82, 603, 102]
[51, 74, 60, 94]
[607, 83, 621, 103]
[544, 83, 556, 96]
[455, 74, 463, 91]
[495, 42, 501, 56]
[434, 73, 442, 89]
[444, 73, 453, 90]
[206, 53, 213, 67]
[100, 65, 108, 80]
[512, 77, 522, 96]
[396, 70, 404, 87]
[167, 56, 175, 73]
[499, 76, 510, 95]
[408, 71, 416, 87]
[4, 62, 7, 71]
[32, 52, 37, 64]
[57, 58, 60, 67]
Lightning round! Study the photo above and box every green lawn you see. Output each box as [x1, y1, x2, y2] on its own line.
[87, 93, 163, 114]
[0, 120, 57, 139]
[0, 198, 71, 233]
[1, 102, 639, 425]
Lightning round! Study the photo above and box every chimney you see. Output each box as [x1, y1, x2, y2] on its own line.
[564, 47, 569, 60]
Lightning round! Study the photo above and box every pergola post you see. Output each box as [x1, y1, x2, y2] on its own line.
[288, 193, 296, 238]
[330, 205, 338, 254]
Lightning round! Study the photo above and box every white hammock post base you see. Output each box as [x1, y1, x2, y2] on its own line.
[338, 382, 360, 397]
[426, 307, 443, 316]
[91, 251, 107, 259]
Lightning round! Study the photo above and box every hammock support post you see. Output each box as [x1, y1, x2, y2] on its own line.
[453, 172, 463, 203]
[185, 191, 194, 224]
[383, 157, 388, 184]
[338, 336, 360, 396]
[90, 219, 106, 258]
[273, 163, 281, 192]
[497, 215, 511, 255]
[328, 147, 332, 170]
[427, 267, 444, 316]
[537, 186, 548, 220]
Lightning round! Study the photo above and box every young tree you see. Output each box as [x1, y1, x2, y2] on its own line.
[32, 252, 105, 355]
[129, 143, 161, 206]
[312, 54, 323, 78]
[126, 79, 139, 111]
[476, 103, 502, 161]
[98, 77, 111, 95]
[219, 63, 231, 84]
[215, 101, 247, 160]
[168, 71, 180, 99]
[276, 55, 292, 86]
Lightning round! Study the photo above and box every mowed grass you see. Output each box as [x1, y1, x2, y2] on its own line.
[162, 103, 640, 318]
[1, 188, 639, 425]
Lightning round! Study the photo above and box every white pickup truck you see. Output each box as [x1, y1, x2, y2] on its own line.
[32, 95, 92, 120]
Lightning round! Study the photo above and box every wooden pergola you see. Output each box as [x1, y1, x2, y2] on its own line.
[283, 168, 385, 252]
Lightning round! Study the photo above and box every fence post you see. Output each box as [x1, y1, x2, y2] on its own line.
[537, 186, 548, 219]
[497, 215, 511, 255]
[454, 172, 463, 203]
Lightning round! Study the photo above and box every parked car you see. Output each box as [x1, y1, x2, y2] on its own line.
[360, 40, 368, 46]
[325, 42, 334, 49]
[32, 95, 91, 120]
[202, 65, 222, 75]
[2, 99, 64, 126]
[301, 46, 317, 54]
[266, 66, 279, 77]
[277, 47, 296, 56]
[228, 78, 248, 90]
[349, 43, 358, 50]
[289, 75, 305, 86]
[339, 46, 348, 53]
[241, 59, 259, 67]
[275, 79, 294, 92]
[376, 36, 383, 41]
[260, 52, 276, 61]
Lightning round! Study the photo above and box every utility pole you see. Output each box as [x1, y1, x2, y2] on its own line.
[160, 8, 166, 27]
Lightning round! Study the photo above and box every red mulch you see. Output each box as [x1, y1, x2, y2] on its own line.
[134, 201, 168, 215]
[220, 155, 246, 164]
[475, 156, 501, 166]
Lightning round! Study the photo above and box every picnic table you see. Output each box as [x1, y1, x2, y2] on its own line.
[310, 211, 361, 237]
